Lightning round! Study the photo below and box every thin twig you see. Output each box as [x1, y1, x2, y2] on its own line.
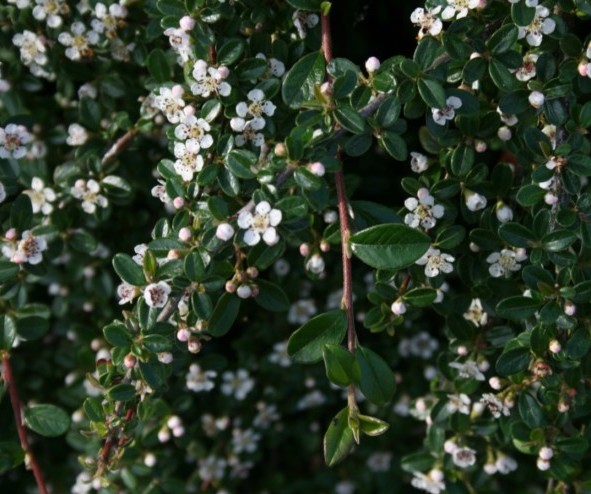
[2, 354, 49, 494]
[101, 128, 138, 167]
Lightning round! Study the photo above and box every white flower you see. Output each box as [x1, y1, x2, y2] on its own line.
[495, 453, 518, 474]
[514, 53, 538, 81]
[109, 38, 135, 63]
[539, 446, 554, 460]
[497, 106, 519, 126]
[410, 6, 443, 39]
[144, 281, 171, 308]
[132, 243, 148, 265]
[366, 452, 392, 472]
[449, 360, 486, 381]
[481, 392, 511, 418]
[23, 177, 56, 215]
[186, 363, 217, 392]
[190, 59, 231, 98]
[410, 469, 445, 494]
[235, 89, 276, 129]
[404, 188, 444, 230]
[391, 298, 407, 316]
[305, 253, 325, 274]
[7, 0, 31, 7]
[268, 341, 291, 367]
[237, 201, 282, 246]
[288, 299, 317, 325]
[464, 190, 487, 211]
[117, 281, 139, 304]
[335, 480, 356, 494]
[292, 10, 319, 39]
[173, 139, 204, 181]
[463, 298, 488, 327]
[216, 223, 235, 241]
[442, 0, 479, 20]
[452, 447, 477, 468]
[71, 179, 108, 214]
[486, 248, 527, 277]
[33, 0, 69, 28]
[221, 369, 254, 400]
[416, 247, 455, 277]
[231, 428, 261, 454]
[91, 2, 127, 38]
[528, 90, 545, 109]
[230, 118, 266, 147]
[398, 331, 439, 359]
[66, 123, 89, 146]
[447, 393, 471, 414]
[297, 390, 326, 410]
[154, 86, 186, 124]
[58, 22, 99, 60]
[432, 96, 462, 125]
[410, 152, 429, 173]
[163, 27, 193, 63]
[174, 114, 213, 148]
[12, 30, 48, 66]
[517, 5, 556, 47]
[0, 124, 32, 159]
[256, 53, 286, 78]
[198, 455, 226, 483]
[2, 230, 47, 265]
[78, 83, 97, 99]
[537, 457, 551, 471]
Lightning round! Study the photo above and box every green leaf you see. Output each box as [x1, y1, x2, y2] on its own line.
[486, 24, 518, 54]
[565, 328, 591, 359]
[568, 154, 591, 176]
[496, 347, 531, 376]
[10, 195, 33, 232]
[216, 38, 245, 66]
[15, 316, 49, 341]
[334, 105, 367, 134]
[511, 1, 535, 26]
[376, 95, 401, 128]
[282, 52, 325, 109]
[142, 334, 171, 352]
[541, 230, 577, 252]
[356, 346, 396, 405]
[68, 231, 97, 253]
[208, 293, 241, 337]
[0, 315, 17, 350]
[358, 414, 389, 437]
[184, 249, 207, 281]
[496, 296, 541, 320]
[107, 383, 136, 402]
[146, 49, 172, 83]
[450, 144, 474, 177]
[516, 184, 545, 207]
[24, 404, 71, 437]
[323, 344, 360, 387]
[0, 442, 25, 473]
[489, 58, 515, 91]
[287, 310, 348, 364]
[518, 393, 544, 428]
[404, 287, 437, 307]
[83, 397, 105, 423]
[324, 407, 355, 467]
[225, 149, 257, 179]
[0, 261, 19, 284]
[79, 97, 101, 131]
[254, 279, 290, 312]
[157, 0, 186, 16]
[381, 130, 408, 161]
[418, 79, 446, 109]
[103, 321, 132, 347]
[112, 253, 146, 286]
[350, 224, 430, 270]
[498, 222, 537, 248]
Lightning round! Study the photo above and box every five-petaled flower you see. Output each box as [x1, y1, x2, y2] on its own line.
[487, 248, 527, 277]
[190, 60, 231, 98]
[410, 6, 443, 39]
[432, 96, 462, 125]
[144, 281, 171, 308]
[404, 188, 444, 230]
[0, 124, 32, 159]
[237, 201, 282, 246]
[24, 177, 56, 215]
[517, 4, 556, 47]
[416, 247, 455, 277]
[58, 22, 100, 60]
[2, 230, 48, 265]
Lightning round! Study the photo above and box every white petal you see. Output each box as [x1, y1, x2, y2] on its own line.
[237, 211, 253, 229]
[243, 229, 260, 245]
[255, 201, 271, 215]
[269, 209, 282, 226]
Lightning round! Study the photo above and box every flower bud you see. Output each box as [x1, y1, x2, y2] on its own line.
[237, 284, 252, 299]
[557, 399, 570, 413]
[225, 280, 236, 293]
[496, 202, 513, 223]
[274, 142, 287, 157]
[188, 337, 202, 354]
[365, 56, 381, 73]
[390, 298, 407, 316]
[177, 328, 191, 342]
[179, 15, 195, 31]
[299, 243, 311, 257]
[489, 376, 502, 390]
[178, 227, 192, 241]
[173, 196, 185, 209]
[564, 301, 576, 316]
[246, 266, 259, 278]
[548, 339, 561, 354]
[465, 190, 487, 211]
[578, 61, 589, 77]
[544, 192, 558, 205]
[216, 223, 235, 241]
[539, 447, 554, 460]
[320, 81, 333, 97]
[474, 139, 487, 153]
[528, 90, 545, 109]
[124, 354, 137, 369]
[497, 126, 512, 141]
[320, 240, 330, 252]
[308, 161, 325, 177]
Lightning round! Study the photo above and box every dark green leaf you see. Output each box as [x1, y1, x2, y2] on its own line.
[518, 393, 544, 428]
[112, 253, 146, 286]
[498, 222, 537, 248]
[381, 131, 408, 161]
[418, 79, 446, 109]
[323, 344, 359, 387]
[0, 261, 19, 284]
[334, 105, 367, 134]
[486, 24, 518, 54]
[350, 224, 430, 270]
[24, 404, 71, 437]
[286, 0, 321, 10]
[10, 195, 33, 231]
[255, 279, 290, 312]
[404, 287, 437, 307]
[541, 230, 576, 252]
[356, 345, 396, 405]
[225, 149, 257, 179]
[358, 414, 389, 437]
[103, 321, 132, 347]
[83, 397, 105, 423]
[496, 347, 531, 376]
[496, 296, 541, 320]
[207, 293, 241, 337]
[107, 383, 136, 402]
[146, 49, 172, 83]
[282, 52, 325, 109]
[287, 310, 348, 364]
[0, 315, 16, 351]
[324, 407, 355, 467]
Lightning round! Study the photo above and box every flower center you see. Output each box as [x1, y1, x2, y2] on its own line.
[251, 213, 269, 233]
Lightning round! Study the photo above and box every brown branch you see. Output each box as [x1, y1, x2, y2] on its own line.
[2, 354, 49, 494]
[101, 128, 138, 167]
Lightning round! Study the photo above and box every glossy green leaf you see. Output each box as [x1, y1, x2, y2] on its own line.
[496, 296, 541, 320]
[286, 0, 321, 10]
[103, 321, 132, 347]
[496, 347, 531, 376]
[225, 149, 257, 179]
[15, 316, 49, 341]
[486, 24, 518, 54]
[418, 78, 446, 109]
[83, 397, 105, 423]
[107, 383, 136, 402]
[334, 105, 367, 134]
[350, 224, 430, 270]
[381, 130, 408, 161]
[255, 279, 290, 312]
[358, 414, 389, 437]
[184, 249, 207, 281]
[282, 52, 325, 109]
[207, 293, 241, 337]
[324, 407, 355, 467]
[0, 261, 19, 284]
[10, 195, 33, 232]
[450, 144, 474, 177]
[0, 442, 25, 473]
[404, 287, 437, 307]
[498, 222, 537, 248]
[112, 253, 146, 286]
[24, 404, 71, 437]
[356, 345, 396, 405]
[323, 344, 359, 387]
[541, 230, 577, 252]
[287, 310, 348, 364]
[518, 393, 544, 428]
[217, 38, 245, 66]
[146, 48, 172, 83]
[0, 315, 17, 351]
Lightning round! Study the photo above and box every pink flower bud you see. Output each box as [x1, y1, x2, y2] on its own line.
[489, 376, 502, 390]
[246, 266, 258, 278]
[179, 15, 195, 31]
[544, 192, 558, 205]
[5, 228, 17, 241]
[474, 139, 487, 153]
[539, 447, 554, 460]
[183, 105, 196, 116]
[177, 328, 191, 342]
[171, 85, 184, 98]
[578, 61, 589, 77]
[225, 280, 236, 293]
[237, 284, 252, 299]
[320, 240, 330, 252]
[497, 126, 512, 141]
[457, 345, 468, 356]
[216, 223, 235, 241]
[299, 243, 310, 257]
[365, 56, 381, 73]
[320, 81, 333, 96]
[217, 66, 230, 79]
[564, 301, 576, 316]
[173, 197, 185, 209]
[274, 142, 287, 157]
[548, 339, 561, 354]
[528, 90, 545, 109]
[124, 354, 137, 369]
[536, 458, 551, 471]
[188, 337, 202, 354]
[390, 298, 406, 316]
[178, 227, 192, 241]
[308, 161, 325, 177]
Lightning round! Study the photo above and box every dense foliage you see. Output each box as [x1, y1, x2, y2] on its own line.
[2, 0, 591, 493]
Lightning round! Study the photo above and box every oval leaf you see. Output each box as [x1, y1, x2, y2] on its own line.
[208, 293, 241, 337]
[24, 404, 71, 437]
[356, 345, 396, 405]
[282, 52, 325, 109]
[324, 407, 355, 467]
